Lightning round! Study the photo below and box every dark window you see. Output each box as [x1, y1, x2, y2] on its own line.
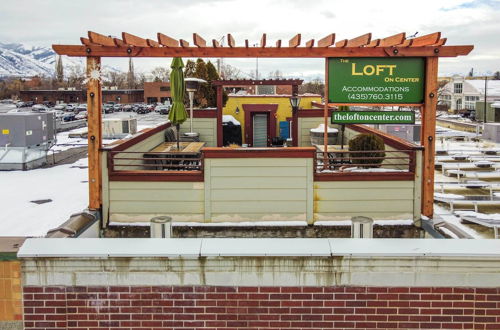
[160, 86, 170, 92]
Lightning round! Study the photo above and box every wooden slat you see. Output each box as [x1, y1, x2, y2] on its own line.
[398, 39, 413, 47]
[179, 39, 190, 47]
[411, 32, 441, 47]
[193, 33, 206, 47]
[276, 40, 282, 48]
[245, 39, 249, 48]
[289, 34, 301, 47]
[88, 31, 115, 47]
[80, 37, 96, 46]
[147, 39, 160, 47]
[122, 32, 149, 47]
[157, 33, 178, 47]
[305, 39, 315, 48]
[52, 44, 475, 58]
[366, 39, 380, 47]
[113, 38, 127, 47]
[260, 34, 266, 48]
[317, 33, 335, 47]
[379, 32, 406, 47]
[227, 34, 235, 48]
[212, 39, 220, 48]
[345, 33, 371, 47]
[335, 39, 348, 47]
[433, 38, 447, 46]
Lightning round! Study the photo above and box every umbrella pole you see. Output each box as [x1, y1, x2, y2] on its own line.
[176, 124, 180, 151]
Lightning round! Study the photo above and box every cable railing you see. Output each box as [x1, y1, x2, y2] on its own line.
[108, 150, 204, 172]
[315, 149, 416, 174]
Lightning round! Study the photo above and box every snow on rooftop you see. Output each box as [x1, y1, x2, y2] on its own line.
[0, 158, 88, 237]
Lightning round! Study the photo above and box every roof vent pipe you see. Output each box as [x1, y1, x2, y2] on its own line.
[351, 216, 374, 238]
[150, 216, 172, 238]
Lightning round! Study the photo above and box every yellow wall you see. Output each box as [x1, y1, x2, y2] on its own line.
[0, 261, 22, 321]
[223, 95, 321, 144]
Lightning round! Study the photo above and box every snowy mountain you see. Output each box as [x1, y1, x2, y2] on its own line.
[0, 42, 115, 78]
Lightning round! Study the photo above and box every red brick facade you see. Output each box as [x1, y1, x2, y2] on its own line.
[23, 285, 500, 329]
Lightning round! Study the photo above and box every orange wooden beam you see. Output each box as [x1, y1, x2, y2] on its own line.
[227, 34, 235, 48]
[179, 39, 190, 47]
[379, 32, 406, 47]
[193, 33, 206, 47]
[88, 31, 115, 47]
[113, 38, 127, 47]
[157, 33, 178, 47]
[345, 33, 371, 47]
[260, 34, 266, 48]
[52, 44, 474, 58]
[317, 33, 335, 47]
[122, 32, 149, 47]
[366, 39, 380, 47]
[411, 32, 441, 47]
[212, 39, 221, 48]
[147, 39, 160, 47]
[289, 34, 301, 47]
[276, 40, 282, 48]
[305, 39, 315, 48]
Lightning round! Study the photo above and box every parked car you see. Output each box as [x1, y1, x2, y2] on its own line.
[65, 104, 76, 112]
[54, 103, 66, 111]
[42, 101, 55, 107]
[63, 113, 76, 122]
[75, 111, 88, 120]
[122, 104, 133, 112]
[50, 110, 65, 120]
[103, 105, 114, 114]
[156, 105, 170, 115]
[31, 104, 48, 112]
[15, 102, 25, 108]
[76, 104, 87, 112]
[113, 104, 122, 112]
[136, 107, 149, 114]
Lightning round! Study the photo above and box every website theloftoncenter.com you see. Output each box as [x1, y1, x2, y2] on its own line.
[333, 111, 414, 124]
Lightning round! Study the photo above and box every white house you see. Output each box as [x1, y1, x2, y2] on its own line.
[439, 75, 500, 112]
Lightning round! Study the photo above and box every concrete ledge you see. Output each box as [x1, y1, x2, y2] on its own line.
[18, 238, 500, 287]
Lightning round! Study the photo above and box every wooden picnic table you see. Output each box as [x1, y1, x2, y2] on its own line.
[145, 142, 206, 170]
[149, 142, 206, 154]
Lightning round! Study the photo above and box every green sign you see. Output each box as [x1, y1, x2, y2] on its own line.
[328, 57, 425, 104]
[331, 111, 415, 124]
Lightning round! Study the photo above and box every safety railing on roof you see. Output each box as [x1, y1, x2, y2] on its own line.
[109, 151, 204, 172]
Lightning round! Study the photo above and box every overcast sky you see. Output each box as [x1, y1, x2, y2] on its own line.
[1, 0, 499, 80]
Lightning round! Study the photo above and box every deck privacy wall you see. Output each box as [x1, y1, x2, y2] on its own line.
[179, 118, 217, 147]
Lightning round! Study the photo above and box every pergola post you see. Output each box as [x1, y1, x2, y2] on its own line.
[421, 57, 438, 217]
[216, 85, 223, 147]
[292, 84, 299, 146]
[86, 56, 103, 210]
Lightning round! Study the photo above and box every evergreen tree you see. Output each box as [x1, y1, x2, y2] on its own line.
[206, 61, 220, 107]
[127, 58, 135, 88]
[194, 59, 209, 106]
[55, 55, 64, 82]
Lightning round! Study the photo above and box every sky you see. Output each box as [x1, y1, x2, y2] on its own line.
[0, 0, 499, 80]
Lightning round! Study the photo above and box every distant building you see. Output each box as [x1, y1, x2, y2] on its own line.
[143, 82, 171, 104]
[19, 88, 144, 104]
[439, 75, 500, 113]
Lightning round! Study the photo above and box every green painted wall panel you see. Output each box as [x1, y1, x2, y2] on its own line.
[316, 200, 413, 213]
[110, 181, 203, 190]
[315, 180, 413, 189]
[210, 166, 307, 177]
[211, 177, 307, 189]
[179, 118, 217, 147]
[111, 189, 204, 201]
[110, 201, 204, 214]
[210, 158, 307, 167]
[315, 188, 413, 201]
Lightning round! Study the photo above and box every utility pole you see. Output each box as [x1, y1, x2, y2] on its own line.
[483, 76, 488, 123]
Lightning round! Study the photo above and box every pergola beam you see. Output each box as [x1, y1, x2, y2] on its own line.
[54, 44, 474, 58]
[157, 33, 178, 47]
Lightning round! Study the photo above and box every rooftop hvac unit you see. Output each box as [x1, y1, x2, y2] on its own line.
[483, 123, 500, 143]
[102, 118, 138, 139]
[0, 112, 56, 170]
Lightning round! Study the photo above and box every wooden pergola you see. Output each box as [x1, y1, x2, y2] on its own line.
[53, 31, 473, 218]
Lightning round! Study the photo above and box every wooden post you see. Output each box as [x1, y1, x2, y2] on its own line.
[86, 56, 103, 210]
[216, 85, 223, 147]
[292, 84, 299, 146]
[421, 57, 438, 217]
[323, 59, 329, 170]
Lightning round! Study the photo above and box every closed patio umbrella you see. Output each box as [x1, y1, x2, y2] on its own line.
[168, 57, 187, 150]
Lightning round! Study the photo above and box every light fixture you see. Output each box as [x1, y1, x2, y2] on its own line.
[184, 78, 207, 136]
[235, 106, 240, 114]
[289, 94, 301, 110]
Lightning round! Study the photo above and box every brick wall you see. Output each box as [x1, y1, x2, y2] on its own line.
[23, 285, 500, 329]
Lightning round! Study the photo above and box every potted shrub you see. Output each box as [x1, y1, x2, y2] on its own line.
[348, 133, 385, 168]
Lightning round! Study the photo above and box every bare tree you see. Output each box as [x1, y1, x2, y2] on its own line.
[66, 64, 85, 88]
[220, 63, 243, 79]
[151, 66, 170, 82]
